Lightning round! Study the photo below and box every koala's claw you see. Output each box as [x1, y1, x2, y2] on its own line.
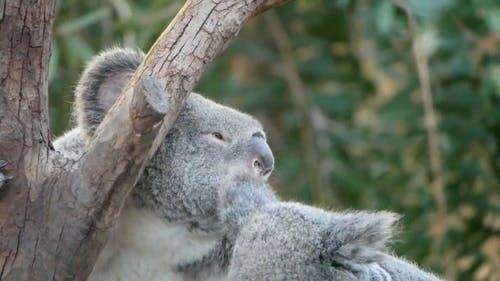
[0, 160, 13, 189]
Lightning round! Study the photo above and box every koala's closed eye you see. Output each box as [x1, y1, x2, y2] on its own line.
[212, 132, 224, 141]
[205, 131, 230, 146]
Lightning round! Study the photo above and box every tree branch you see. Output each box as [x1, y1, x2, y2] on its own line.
[393, 0, 445, 215]
[393, 0, 448, 273]
[65, 0, 291, 279]
[265, 11, 333, 205]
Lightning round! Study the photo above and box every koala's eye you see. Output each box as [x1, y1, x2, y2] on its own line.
[212, 132, 224, 141]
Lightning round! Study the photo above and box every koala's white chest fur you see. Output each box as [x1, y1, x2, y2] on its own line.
[88, 201, 218, 281]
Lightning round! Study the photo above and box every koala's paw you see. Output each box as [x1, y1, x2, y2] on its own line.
[0, 160, 13, 190]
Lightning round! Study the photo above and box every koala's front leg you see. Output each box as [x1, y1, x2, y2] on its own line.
[0, 160, 13, 190]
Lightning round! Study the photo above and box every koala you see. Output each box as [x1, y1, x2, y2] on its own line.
[54, 48, 277, 281]
[53, 48, 443, 281]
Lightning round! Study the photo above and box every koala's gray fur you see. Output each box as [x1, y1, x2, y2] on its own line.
[53, 48, 443, 281]
[0, 160, 12, 191]
[228, 203, 442, 281]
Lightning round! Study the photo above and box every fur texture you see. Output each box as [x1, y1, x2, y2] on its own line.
[53, 48, 444, 281]
[228, 203, 442, 281]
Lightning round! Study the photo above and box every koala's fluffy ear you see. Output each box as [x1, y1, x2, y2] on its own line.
[319, 211, 400, 267]
[74, 48, 145, 139]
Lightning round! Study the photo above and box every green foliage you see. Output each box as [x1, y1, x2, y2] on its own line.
[50, 0, 500, 280]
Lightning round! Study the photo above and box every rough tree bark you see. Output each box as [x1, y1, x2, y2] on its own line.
[0, 0, 289, 280]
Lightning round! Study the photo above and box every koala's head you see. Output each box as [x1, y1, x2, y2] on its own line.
[75, 48, 275, 235]
[135, 93, 276, 234]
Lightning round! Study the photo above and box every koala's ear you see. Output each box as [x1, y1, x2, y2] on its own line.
[74, 48, 145, 139]
[319, 211, 400, 267]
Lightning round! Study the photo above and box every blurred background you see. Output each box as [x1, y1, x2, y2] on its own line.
[49, 0, 499, 280]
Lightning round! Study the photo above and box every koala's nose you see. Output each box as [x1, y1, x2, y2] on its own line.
[250, 140, 274, 178]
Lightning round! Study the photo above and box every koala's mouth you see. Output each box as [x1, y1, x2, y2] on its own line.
[254, 159, 273, 179]
[261, 169, 272, 181]
[226, 159, 273, 183]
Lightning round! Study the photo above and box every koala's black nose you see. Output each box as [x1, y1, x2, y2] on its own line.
[250, 140, 274, 178]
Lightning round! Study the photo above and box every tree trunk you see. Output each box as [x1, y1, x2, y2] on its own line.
[0, 0, 289, 280]
[0, 0, 56, 279]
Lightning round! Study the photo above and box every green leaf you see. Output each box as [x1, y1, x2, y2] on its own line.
[63, 37, 95, 63]
[491, 64, 500, 98]
[48, 40, 59, 83]
[407, 0, 455, 20]
[57, 7, 111, 35]
[485, 8, 500, 32]
[376, 0, 395, 34]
